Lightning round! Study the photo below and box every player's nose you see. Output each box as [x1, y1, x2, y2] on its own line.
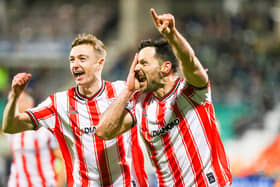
[135, 63, 141, 71]
[71, 60, 80, 68]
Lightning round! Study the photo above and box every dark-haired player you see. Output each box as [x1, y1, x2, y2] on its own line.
[97, 8, 232, 187]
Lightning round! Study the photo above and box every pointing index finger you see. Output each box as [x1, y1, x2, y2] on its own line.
[150, 8, 159, 24]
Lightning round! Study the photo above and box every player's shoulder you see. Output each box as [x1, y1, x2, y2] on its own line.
[106, 80, 126, 86]
[104, 80, 126, 89]
[51, 88, 72, 99]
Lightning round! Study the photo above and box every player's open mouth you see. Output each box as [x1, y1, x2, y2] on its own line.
[73, 71, 85, 78]
[135, 72, 146, 82]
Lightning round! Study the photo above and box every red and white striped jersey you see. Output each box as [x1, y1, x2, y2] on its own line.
[8, 127, 58, 187]
[128, 78, 232, 187]
[26, 80, 148, 187]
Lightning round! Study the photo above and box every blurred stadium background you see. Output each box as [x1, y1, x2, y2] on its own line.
[0, 0, 279, 186]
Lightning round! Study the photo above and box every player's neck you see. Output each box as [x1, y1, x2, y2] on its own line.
[153, 74, 178, 98]
[78, 79, 103, 98]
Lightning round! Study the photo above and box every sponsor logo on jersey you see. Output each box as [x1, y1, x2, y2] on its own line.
[82, 126, 96, 134]
[152, 118, 180, 137]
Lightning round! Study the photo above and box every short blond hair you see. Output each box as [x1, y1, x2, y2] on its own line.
[72, 34, 106, 58]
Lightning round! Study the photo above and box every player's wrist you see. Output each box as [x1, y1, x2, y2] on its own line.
[164, 28, 177, 41]
[124, 86, 135, 97]
[8, 90, 21, 101]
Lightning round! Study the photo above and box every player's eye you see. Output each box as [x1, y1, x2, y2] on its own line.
[140, 61, 147, 66]
[80, 57, 87, 62]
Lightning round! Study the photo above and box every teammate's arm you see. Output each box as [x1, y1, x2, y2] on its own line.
[150, 8, 208, 88]
[2, 73, 35, 133]
[96, 93, 134, 140]
[96, 54, 140, 140]
[52, 148, 66, 187]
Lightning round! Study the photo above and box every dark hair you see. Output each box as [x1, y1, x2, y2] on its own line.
[138, 38, 178, 72]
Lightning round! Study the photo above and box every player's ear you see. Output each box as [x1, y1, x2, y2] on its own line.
[160, 61, 172, 75]
[98, 58, 105, 65]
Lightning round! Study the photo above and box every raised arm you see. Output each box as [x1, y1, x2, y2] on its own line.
[150, 8, 208, 88]
[96, 54, 140, 140]
[2, 73, 35, 133]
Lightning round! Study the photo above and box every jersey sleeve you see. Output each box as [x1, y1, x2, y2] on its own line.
[125, 93, 139, 127]
[181, 79, 211, 105]
[25, 96, 56, 130]
[112, 81, 138, 127]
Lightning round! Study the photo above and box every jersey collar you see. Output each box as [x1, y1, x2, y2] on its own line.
[153, 77, 181, 101]
[75, 80, 105, 101]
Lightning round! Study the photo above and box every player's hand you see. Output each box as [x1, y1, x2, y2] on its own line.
[126, 54, 140, 93]
[11, 73, 32, 98]
[150, 8, 175, 37]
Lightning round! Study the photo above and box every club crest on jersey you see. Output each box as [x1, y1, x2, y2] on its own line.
[68, 105, 78, 114]
[152, 118, 180, 137]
